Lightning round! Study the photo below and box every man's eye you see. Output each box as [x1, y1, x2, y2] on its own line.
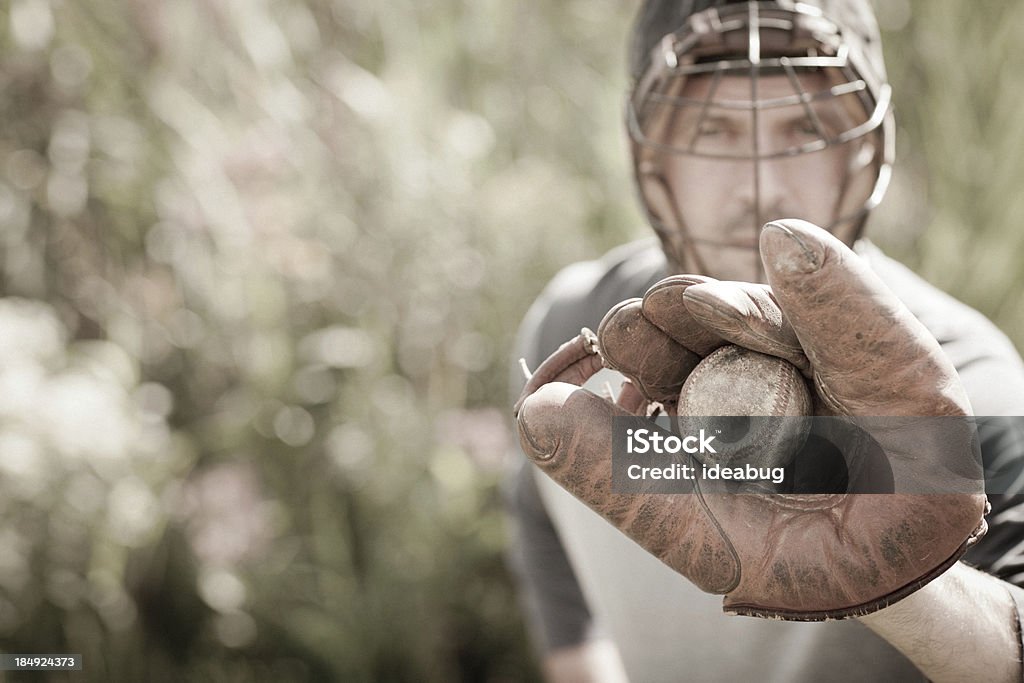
[793, 119, 819, 136]
[697, 123, 725, 136]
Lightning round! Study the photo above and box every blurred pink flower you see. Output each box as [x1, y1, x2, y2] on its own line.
[435, 407, 510, 472]
[181, 463, 274, 567]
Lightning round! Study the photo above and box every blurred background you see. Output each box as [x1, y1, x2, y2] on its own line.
[0, 1, 1022, 681]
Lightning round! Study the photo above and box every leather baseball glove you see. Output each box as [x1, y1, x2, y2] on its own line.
[514, 219, 988, 620]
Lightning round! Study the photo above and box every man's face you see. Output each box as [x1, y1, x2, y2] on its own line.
[644, 70, 872, 282]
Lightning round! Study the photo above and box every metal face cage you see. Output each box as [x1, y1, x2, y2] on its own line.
[627, 1, 894, 280]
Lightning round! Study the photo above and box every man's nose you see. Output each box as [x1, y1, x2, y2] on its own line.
[738, 156, 789, 221]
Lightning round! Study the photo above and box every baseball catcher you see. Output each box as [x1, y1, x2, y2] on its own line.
[506, 2, 1024, 682]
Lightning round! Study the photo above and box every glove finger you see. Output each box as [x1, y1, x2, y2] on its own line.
[513, 329, 603, 416]
[759, 219, 970, 416]
[597, 298, 701, 404]
[681, 281, 810, 374]
[641, 275, 728, 357]
[517, 382, 739, 594]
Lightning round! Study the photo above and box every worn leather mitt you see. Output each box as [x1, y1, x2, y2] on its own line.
[514, 219, 988, 620]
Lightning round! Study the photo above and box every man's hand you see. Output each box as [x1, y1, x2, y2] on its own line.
[514, 219, 988, 620]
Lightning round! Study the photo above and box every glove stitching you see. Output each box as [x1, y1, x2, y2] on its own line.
[693, 474, 743, 595]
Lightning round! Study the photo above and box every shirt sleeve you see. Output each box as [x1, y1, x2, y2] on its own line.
[964, 417, 1024, 583]
[503, 460, 602, 653]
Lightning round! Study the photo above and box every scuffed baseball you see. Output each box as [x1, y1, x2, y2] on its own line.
[677, 345, 812, 469]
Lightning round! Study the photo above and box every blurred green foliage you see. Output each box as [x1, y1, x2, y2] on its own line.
[0, 0, 1022, 681]
[873, 0, 1024, 345]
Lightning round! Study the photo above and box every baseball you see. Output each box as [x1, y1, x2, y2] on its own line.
[677, 345, 812, 469]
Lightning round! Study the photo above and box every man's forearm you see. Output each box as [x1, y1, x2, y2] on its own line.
[858, 562, 1022, 683]
[543, 639, 630, 683]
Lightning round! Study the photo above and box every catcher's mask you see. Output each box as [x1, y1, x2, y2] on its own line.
[628, 0, 894, 280]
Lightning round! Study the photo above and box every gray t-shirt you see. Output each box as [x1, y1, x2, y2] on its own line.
[506, 238, 1024, 682]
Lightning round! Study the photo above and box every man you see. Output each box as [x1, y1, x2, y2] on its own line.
[506, 2, 1024, 681]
